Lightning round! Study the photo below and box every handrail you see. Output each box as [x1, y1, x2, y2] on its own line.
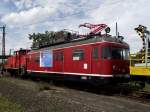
[130, 52, 150, 67]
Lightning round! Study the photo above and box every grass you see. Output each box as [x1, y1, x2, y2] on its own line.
[0, 77, 40, 91]
[0, 96, 23, 112]
[38, 82, 53, 91]
[143, 83, 150, 92]
[0, 76, 55, 92]
[129, 81, 150, 92]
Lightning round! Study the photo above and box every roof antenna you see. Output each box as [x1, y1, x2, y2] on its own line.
[116, 22, 119, 38]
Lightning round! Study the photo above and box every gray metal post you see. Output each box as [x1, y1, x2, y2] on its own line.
[145, 35, 148, 67]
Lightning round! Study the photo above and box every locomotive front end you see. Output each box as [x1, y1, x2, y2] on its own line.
[101, 42, 130, 83]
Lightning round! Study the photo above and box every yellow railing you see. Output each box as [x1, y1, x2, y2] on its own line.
[130, 52, 150, 76]
[130, 52, 150, 67]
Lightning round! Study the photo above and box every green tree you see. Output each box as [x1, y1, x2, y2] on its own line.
[28, 30, 72, 49]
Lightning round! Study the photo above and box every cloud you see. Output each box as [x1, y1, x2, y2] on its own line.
[0, 0, 150, 53]
[1, 6, 57, 27]
[0, 0, 16, 16]
[88, 0, 150, 53]
[12, 0, 67, 10]
[12, 0, 35, 10]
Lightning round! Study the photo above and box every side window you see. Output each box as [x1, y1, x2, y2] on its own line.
[54, 51, 63, 61]
[72, 49, 84, 61]
[92, 47, 98, 59]
[34, 54, 40, 63]
[29, 55, 32, 61]
[102, 47, 111, 59]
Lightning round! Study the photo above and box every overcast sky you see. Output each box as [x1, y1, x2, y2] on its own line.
[0, 0, 150, 54]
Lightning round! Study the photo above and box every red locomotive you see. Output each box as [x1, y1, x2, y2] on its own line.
[4, 23, 130, 85]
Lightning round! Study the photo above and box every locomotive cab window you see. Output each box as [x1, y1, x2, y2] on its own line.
[92, 47, 98, 59]
[102, 47, 111, 59]
[110, 47, 129, 60]
[123, 49, 129, 60]
[111, 47, 122, 59]
[72, 49, 84, 61]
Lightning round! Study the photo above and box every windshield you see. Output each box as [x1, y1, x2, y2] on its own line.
[102, 47, 129, 60]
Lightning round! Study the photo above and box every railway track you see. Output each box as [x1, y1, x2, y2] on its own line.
[1, 76, 150, 112]
[52, 81, 150, 104]
[126, 91, 150, 102]
[3, 74, 150, 104]
[113, 91, 150, 106]
[45, 79, 150, 104]
[111, 85, 150, 104]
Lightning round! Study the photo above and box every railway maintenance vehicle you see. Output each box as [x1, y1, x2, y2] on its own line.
[4, 23, 130, 85]
[130, 25, 150, 85]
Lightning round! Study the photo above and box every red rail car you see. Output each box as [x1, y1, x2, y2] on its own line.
[5, 35, 130, 85]
[4, 49, 30, 74]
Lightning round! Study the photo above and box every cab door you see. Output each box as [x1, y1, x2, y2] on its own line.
[71, 49, 85, 73]
[101, 46, 112, 75]
[53, 50, 64, 72]
[91, 46, 102, 74]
